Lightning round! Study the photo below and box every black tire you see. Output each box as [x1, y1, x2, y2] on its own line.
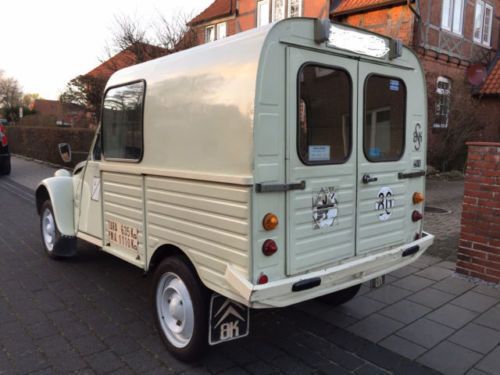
[152, 256, 209, 362]
[318, 284, 361, 306]
[40, 200, 62, 259]
[0, 157, 10, 175]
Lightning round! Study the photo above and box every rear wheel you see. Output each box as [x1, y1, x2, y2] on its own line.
[152, 256, 209, 362]
[318, 284, 361, 306]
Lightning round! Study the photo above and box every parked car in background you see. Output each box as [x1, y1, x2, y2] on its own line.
[0, 124, 11, 175]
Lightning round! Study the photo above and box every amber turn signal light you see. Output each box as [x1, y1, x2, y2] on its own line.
[413, 192, 425, 204]
[263, 213, 279, 231]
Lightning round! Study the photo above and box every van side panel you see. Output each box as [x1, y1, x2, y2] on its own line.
[145, 176, 251, 301]
[101, 172, 146, 266]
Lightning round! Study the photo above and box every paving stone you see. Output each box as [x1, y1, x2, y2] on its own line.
[392, 275, 435, 292]
[390, 265, 420, 279]
[244, 361, 275, 375]
[318, 309, 358, 328]
[379, 335, 427, 360]
[474, 306, 500, 331]
[466, 369, 490, 375]
[397, 318, 454, 348]
[335, 295, 386, 319]
[476, 346, 500, 375]
[413, 255, 442, 269]
[407, 288, 455, 309]
[121, 350, 162, 373]
[364, 285, 413, 305]
[46, 350, 88, 373]
[347, 314, 404, 343]
[448, 323, 500, 354]
[355, 363, 386, 375]
[417, 341, 482, 375]
[427, 304, 478, 329]
[451, 291, 499, 313]
[104, 334, 142, 356]
[432, 277, 475, 295]
[434, 261, 456, 270]
[85, 350, 124, 373]
[472, 285, 500, 298]
[379, 300, 432, 324]
[72, 334, 107, 356]
[416, 266, 453, 281]
[271, 355, 314, 375]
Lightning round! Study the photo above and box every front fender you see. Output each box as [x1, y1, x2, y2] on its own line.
[36, 175, 75, 237]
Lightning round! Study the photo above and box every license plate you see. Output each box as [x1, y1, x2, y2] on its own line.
[370, 275, 386, 289]
[209, 294, 250, 346]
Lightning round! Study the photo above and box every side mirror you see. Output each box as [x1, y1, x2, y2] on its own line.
[58, 143, 72, 163]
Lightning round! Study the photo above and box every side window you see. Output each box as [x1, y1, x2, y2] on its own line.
[102, 81, 145, 161]
[298, 65, 352, 165]
[363, 75, 406, 162]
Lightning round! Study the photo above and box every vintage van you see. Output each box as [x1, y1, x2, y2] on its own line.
[36, 18, 434, 361]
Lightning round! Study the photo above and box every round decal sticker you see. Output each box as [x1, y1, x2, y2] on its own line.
[312, 187, 338, 229]
[375, 187, 394, 221]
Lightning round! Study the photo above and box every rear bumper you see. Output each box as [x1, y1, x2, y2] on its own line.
[225, 232, 435, 308]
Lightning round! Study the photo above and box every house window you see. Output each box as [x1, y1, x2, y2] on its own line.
[441, 0, 465, 35]
[364, 76, 406, 162]
[270, 0, 303, 23]
[434, 77, 451, 129]
[102, 81, 145, 161]
[205, 25, 215, 43]
[473, 1, 494, 46]
[217, 22, 227, 39]
[257, 0, 271, 26]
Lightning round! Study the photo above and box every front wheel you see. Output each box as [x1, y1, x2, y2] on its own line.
[152, 256, 209, 362]
[40, 200, 61, 259]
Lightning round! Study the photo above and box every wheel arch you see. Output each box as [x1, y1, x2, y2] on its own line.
[148, 244, 202, 283]
[35, 176, 75, 237]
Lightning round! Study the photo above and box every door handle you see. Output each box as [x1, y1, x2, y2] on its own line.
[362, 174, 378, 184]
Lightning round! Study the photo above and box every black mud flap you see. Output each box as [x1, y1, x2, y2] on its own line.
[209, 294, 250, 346]
[53, 236, 77, 257]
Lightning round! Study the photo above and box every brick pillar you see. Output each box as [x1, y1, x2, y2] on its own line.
[456, 142, 500, 283]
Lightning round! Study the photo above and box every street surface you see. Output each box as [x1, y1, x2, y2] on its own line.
[1, 156, 499, 375]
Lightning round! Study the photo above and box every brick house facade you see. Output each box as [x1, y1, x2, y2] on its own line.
[189, 0, 500, 168]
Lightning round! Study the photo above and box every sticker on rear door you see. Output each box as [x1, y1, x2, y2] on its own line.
[375, 187, 394, 221]
[312, 187, 338, 229]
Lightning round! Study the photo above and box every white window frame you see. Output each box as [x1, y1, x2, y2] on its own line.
[270, 0, 303, 23]
[216, 22, 227, 40]
[441, 0, 465, 35]
[257, 0, 271, 27]
[434, 77, 451, 129]
[205, 25, 215, 43]
[474, 1, 494, 46]
[288, 0, 302, 18]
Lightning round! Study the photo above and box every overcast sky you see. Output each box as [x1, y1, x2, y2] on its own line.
[0, 0, 212, 100]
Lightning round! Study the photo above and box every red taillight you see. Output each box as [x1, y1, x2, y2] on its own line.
[257, 274, 269, 284]
[412, 210, 423, 222]
[262, 239, 278, 256]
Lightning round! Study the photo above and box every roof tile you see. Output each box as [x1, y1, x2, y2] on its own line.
[189, 0, 237, 26]
[480, 57, 500, 95]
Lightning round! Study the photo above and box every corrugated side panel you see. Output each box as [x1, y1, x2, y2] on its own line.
[102, 172, 145, 263]
[145, 177, 251, 294]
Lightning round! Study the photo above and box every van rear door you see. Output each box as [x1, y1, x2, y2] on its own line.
[285, 47, 357, 276]
[355, 61, 419, 255]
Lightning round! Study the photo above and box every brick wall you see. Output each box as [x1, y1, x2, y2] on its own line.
[457, 142, 500, 283]
[6, 126, 95, 167]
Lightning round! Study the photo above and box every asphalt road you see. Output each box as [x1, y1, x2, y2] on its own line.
[0, 163, 435, 374]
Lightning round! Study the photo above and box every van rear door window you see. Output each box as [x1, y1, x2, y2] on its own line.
[363, 75, 406, 162]
[298, 65, 352, 165]
[102, 81, 145, 161]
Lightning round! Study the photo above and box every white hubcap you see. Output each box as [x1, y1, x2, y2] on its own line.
[156, 272, 194, 348]
[42, 208, 56, 252]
